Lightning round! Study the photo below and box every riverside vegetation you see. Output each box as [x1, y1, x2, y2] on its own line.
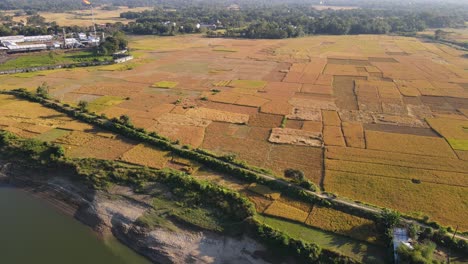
[0, 130, 359, 264]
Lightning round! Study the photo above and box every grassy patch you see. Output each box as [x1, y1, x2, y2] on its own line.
[229, 80, 267, 90]
[136, 209, 180, 232]
[258, 215, 386, 263]
[98, 63, 136, 72]
[145, 197, 224, 232]
[247, 183, 281, 200]
[0, 51, 112, 71]
[152, 81, 179, 89]
[447, 139, 468, 151]
[35, 128, 71, 142]
[87, 96, 125, 113]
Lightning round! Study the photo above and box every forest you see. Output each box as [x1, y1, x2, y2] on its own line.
[120, 5, 466, 38]
[0, 0, 467, 38]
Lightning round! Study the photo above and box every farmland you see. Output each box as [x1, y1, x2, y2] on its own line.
[6, 6, 152, 27]
[1, 32, 468, 260]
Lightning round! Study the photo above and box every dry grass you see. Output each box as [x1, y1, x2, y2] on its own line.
[342, 122, 365, 148]
[244, 192, 273, 213]
[264, 201, 310, 223]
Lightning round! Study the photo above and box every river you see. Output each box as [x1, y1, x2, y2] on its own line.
[0, 186, 152, 264]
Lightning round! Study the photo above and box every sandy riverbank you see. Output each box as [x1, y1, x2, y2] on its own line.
[0, 162, 273, 264]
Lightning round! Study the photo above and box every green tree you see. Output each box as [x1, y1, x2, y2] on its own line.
[36, 82, 50, 98]
[119, 114, 132, 126]
[78, 100, 89, 112]
[96, 31, 128, 56]
[284, 168, 305, 181]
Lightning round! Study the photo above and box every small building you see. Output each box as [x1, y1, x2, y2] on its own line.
[0, 35, 25, 44]
[197, 23, 217, 30]
[6, 43, 47, 53]
[393, 228, 413, 264]
[78, 33, 87, 41]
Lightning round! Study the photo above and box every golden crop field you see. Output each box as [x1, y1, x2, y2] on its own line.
[264, 201, 310, 223]
[305, 207, 379, 244]
[2, 33, 468, 231]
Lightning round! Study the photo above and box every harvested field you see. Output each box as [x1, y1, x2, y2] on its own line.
[260, 101, 293, 115]
[365, 130, 456, 157]
[306, 207, 379, 243]
[249, 113, 284, 128]
[6, 34, 468, 233]
[284, 119, 304, 130]
[323, 126, 346, 146]
[66, 136, 136, 160]
[287, 107, 322, 121]
[342, 122, 365, 148]
[332, 76, 366, 110]
[322, 110, 341, 126]
[202, 134, 271, 167]
[2, 126, 39, 138]
[244, 192, 273, 213]
[268, 128, 322, 147]
[302, 121, 323, 133]
[301, 84, 333, 95]
[267, 144, 323, 183]
[149, 123, 205, 147]
[156, 113, 211, 127]
[185, 107, 249, 124]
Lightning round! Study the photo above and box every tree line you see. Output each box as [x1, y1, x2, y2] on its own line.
[119, 4, 467, 38]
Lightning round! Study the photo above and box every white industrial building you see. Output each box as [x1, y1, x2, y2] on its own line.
[5, 43, 48, 52]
